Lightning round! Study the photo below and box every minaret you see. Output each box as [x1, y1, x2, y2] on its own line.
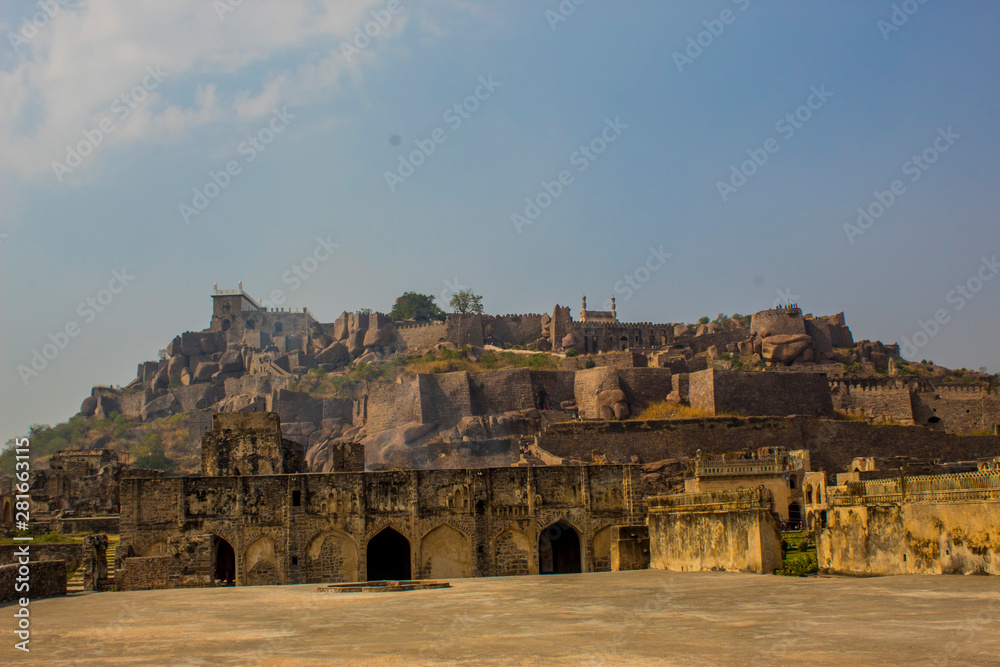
[581, 295, 587, 322]
[611, 296, 617, 321]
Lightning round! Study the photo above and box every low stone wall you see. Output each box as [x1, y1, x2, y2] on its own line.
[50, 516, 120, 535]
[611, 525, 650, 571]
[0, 543, 84, 574]
[819, 471, 1000, 576]
[648, 487, 782, 574]
[0, 561, 67, 602]
[118, 556, 172, 591]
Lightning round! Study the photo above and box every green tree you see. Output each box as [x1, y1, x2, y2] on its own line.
[449, 289, 484, 315]
[389, 292, 445, 322]
[356, 308, 373, 315]
[697, 316, 709, 325]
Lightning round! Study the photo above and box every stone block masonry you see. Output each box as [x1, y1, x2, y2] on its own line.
[647, 487, 783, 574]
[0, 560, 67, 602]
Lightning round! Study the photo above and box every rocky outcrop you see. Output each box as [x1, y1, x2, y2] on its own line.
[596, 389, 629, 420]
[761, 333, 812, 364]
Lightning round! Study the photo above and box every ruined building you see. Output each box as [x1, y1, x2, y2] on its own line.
[116, 413, 639, 589]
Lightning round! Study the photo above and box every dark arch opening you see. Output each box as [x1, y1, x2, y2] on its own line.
[619, 335, 629, 351]
[221, 319, 231, 331]
[928, 416, 941, 424]
[788, 502, 802, 524]
[367, 528, 411, 581]
[214, 535, 236, 586]
[273, 321, 283, 333]
[539, 521, 582, 574]
[536, 390, 548, 410]
[246, 319, 256, 330]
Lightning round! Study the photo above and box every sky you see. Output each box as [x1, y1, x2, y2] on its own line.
[1, 0, 998, 441]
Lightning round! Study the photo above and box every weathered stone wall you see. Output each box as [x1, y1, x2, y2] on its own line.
[201, 412, 303, 476]
[830, 383, 915, 423]
[819, 472, 1000, 575]
[573, 367, 621, 418]
[364, 379, 422, 432]
[469, 369, 535, 414]
[418, 372, 473, 426]
[611, 525, 650, 571]
[445, 315, 485, 347]
[647, 487, 783, 574]
[118, 556, 172, 591]
[0, 544, 84, 573]
[911, 386, 1000, 433]
[120, 465, 637, 587]
[750, 307, 807, 338]
[617, 368, 673, 413]
[536, 416, 1000, 475]
[487, 314, 544, 346]
[0, 560, 67, 602]
[530, 371, 577, 408]
[689, 370, 834, 418]
[395, 321, 448, 349]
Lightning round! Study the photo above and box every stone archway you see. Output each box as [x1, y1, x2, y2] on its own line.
[367, 527, 411, 581]
[213, 535, 236, 586]
[244, 535, 278, 586]
[539, 520, 582, 574]
[306, 530, 358, 583]
[592, 526, 614, 572]
[420, 524, 471, 579]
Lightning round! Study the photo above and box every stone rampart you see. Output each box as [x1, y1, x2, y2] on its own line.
[0, 560, 67, 602]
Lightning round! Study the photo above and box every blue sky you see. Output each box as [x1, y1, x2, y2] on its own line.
[1, 0, 998, 440]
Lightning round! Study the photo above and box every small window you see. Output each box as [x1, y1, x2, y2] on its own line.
[291, 556, 298, 565]
[292, 490, 301, 506]
[273, 322, 283, 334]
[789, 477, 796, 489]
[246, 319, 256, 330]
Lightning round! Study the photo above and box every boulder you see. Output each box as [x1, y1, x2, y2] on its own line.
[219, 349, 244, 373]
[673, 324, 691, 338]
[308, 322, 333, 351]
[356, 351, 378, 365]
[534, 337, 552, 352]
[180, 367, 193, 386]
[181, 332, 207, 357]
[400, 421, 437, 444]
[761, 334, 812, 364]
[561, 331, 584, 350]
[333, 312, 349, 341]
[167, 356, 187, 383]
[363, 328, 381, 348]
[151, 366, 169, 391]
[193, 362, 219, 383]
[595, 389, 629, 420]
[706, 345, 720, 360]
[167, 336, 183, 357]
[347, 329, 366, 357]
[199, 336, 217, 355]
[140, 394, 181, 421]
[315, 342, 351, 367]
[80, 396, 98, 416]
[695, 324, 708, 337]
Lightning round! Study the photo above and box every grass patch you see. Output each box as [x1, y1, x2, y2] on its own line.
[777, 531, 818, 576]
[633, 401, 720, 421]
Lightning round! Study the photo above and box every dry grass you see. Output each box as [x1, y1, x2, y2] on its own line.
[633, 401, 718, 421]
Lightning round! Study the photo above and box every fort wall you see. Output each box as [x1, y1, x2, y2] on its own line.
[819, 471, 1000, 575]
[689, 370, 834, 417]
[647, 487, 782, 574]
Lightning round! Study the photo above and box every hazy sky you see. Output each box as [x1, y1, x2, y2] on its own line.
[1, 1, 998, 441]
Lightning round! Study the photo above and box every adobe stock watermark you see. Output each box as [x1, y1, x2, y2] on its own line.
[843, 126, 959, 244]
[878, 0, 932, 41]
[212, 0, 244, 22]
[604, 245, 672, 308]
[51, 66, 169, 182]
[898, 253, 998, 359]
[511, 116, 628, 234]
[772, 286, 800, 309]
[545, 0, 586, 31]
[18, 268, 136, 385]
[384, 75, 501, 192]
[258, 235, 340, 309]
[673, 0, 752, 73]
[6, 0, 71, 51]
[716, 84, 833, 202]
[341, 0, 408, 63]
[179, 105, 295, 224]
[440, 276, 468, 306]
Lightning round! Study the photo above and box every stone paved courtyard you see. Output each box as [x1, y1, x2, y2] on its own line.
[5, 570, 999, 666]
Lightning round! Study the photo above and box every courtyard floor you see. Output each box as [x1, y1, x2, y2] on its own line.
[4, 569, 999, 665]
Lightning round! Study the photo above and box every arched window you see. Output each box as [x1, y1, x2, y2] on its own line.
[292, 490, 301, 507]
[246, 319, 256, 330]
[273, 321, 283, 334]
[221, 319, 231, 331]
[789, 476, 797, 490]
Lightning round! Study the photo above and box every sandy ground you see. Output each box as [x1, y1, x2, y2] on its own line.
[4, 569, 999, 666]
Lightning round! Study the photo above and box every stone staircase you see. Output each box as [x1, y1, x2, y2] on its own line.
[66, 542, 117, 593]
